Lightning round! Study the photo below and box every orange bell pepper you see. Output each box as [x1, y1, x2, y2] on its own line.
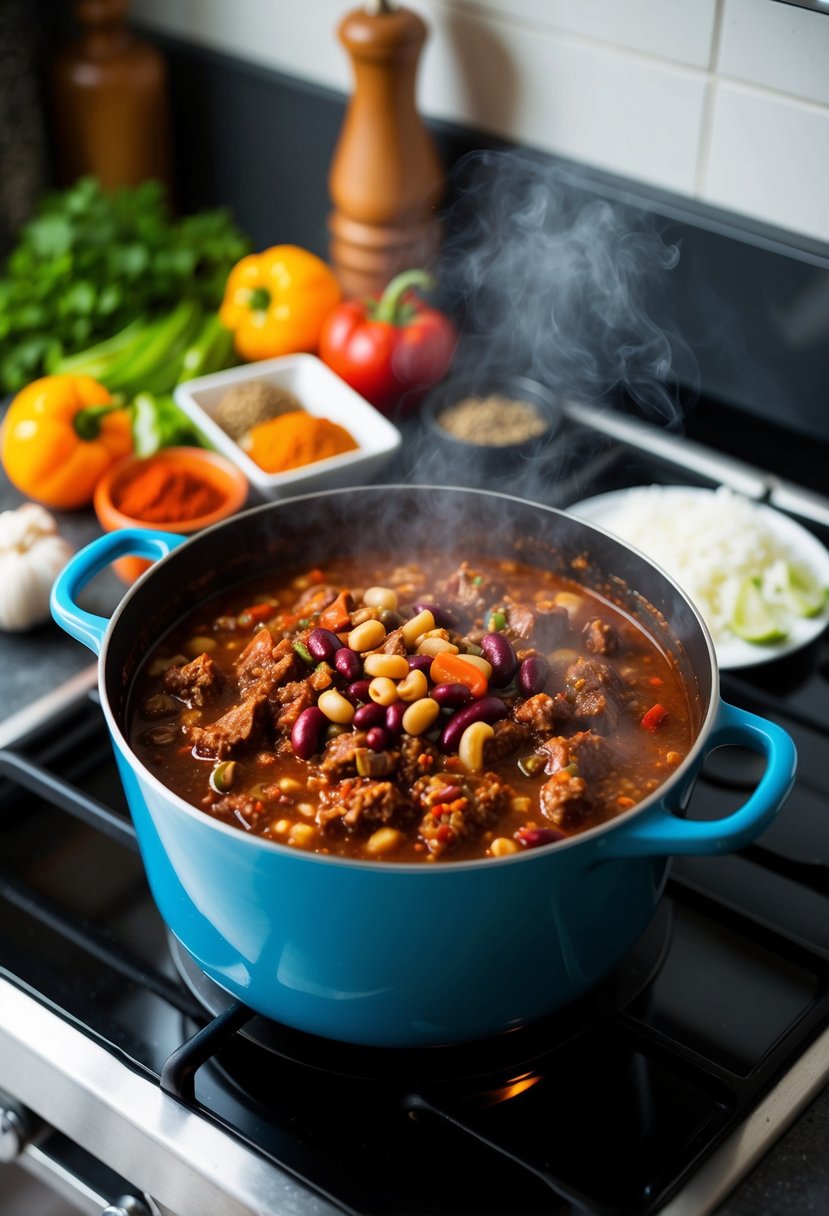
[219, 245, 342, 362]
[1, 374, 133, 510]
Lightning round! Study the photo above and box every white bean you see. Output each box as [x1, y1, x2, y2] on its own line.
[458, 720, 494, 772]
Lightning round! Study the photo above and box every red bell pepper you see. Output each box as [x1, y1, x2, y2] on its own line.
[319, 270, 457, 414]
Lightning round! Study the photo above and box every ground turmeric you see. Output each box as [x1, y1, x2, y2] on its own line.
[244, 411, 357, 474]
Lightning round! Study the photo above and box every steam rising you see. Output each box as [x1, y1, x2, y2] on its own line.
[439, 152, 695, 424]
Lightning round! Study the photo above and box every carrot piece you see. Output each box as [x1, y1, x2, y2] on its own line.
[641, 703, 667, 732]
[238, 603, 275, 625]
[319, 590, 353, 632]
[430, 652, 488, 698]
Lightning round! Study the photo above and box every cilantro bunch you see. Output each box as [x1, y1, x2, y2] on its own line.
[0, 177, 250, 393]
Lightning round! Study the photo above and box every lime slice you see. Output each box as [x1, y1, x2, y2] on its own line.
[779, 563, 827, 618]
[731, 578, 789, 644]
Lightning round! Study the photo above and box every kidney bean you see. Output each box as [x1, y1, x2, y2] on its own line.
[335, 647, 362, 681]
[517, 655, 551, 697]
[346, 679, 371, 705]
[353, 702, 386, 729]
[291, 707, 326, 760]
[385, 701, 407, 738]
[308, 627, 341, 664]
[440, 696, 508, 752]
[480, 632, 518, 687]
[407, 653, 434, 673]
[412, 600, 459, 629]
[431, 681, 473, 708]
[366, 726, 389, 751]
[517, 826, 565, 849]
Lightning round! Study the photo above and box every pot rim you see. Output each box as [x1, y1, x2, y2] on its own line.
[97, 483, 720, 873]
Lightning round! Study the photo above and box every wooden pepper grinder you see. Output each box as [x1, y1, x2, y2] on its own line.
[328, 0, 444, 297]
[52, 0, 171, 191]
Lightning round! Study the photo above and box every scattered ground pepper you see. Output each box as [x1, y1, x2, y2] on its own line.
[214, 379, 303, 440]
[436, 394, 548, 446]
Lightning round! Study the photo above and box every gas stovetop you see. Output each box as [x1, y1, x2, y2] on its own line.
[1, 416, 829, 1216]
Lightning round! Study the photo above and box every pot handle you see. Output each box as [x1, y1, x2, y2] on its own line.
[51, 529, 186, 656]
[601, 700, 796, 858]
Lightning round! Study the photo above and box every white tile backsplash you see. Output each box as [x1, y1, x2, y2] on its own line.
[703, 83, 829, 243]
[719, 0, 829, 107]
[132, 0, 829, 246]
[451, 0, 719, 68]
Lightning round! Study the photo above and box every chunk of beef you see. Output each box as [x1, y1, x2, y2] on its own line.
[418, 770, 515, 857]
[273, 680, 315, 737]
[236, 631, 298, 698]
[318, 778, 414, 831]
[484, 718, 533, 766]
[320, 730, 372, 779]
[293, 583, 340, 613]
[532, 603, 573, 650]
[191, 696, 265, 759]
[583, 617, 619, 656]
[437, 562, 504, 622]
[539, 771, 592, 830]
[539, 730, 614, 785]
[163, 652, 224, 707]
[514, 692, 573, 735]
[375, 627, 408, 656]
[565, 657, 629, 730]
[504, 601, 570, 650]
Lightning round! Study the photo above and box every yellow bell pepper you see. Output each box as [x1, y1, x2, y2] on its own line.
[219, 245, 342, 362]
[1, 374, 133, 510]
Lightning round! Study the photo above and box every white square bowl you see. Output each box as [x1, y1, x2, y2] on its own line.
[174, 354, 402, 499]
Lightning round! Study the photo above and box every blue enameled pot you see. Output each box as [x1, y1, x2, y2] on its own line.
[51, 486, 796, 1047]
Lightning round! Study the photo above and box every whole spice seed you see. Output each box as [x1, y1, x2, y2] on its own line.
[436, 394, 548, 446]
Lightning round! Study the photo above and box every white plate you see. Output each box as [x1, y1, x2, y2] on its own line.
[566, 485, 829, 670]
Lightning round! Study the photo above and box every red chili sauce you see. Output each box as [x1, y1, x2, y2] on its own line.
[130, 554, 695, 862]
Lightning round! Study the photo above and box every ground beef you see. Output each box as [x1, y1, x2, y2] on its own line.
[397, 735, 440, 786]
[418, 770, 515, 857]
[273, 680, 316, 736]
[163, 653, 224, 707]
[583, 617, 619, 656]
[190, 695, 265, 759]
[565, 657, 629, 729]
[514, 692, 573, 735]
[318, 778, 414, 832]
[236, 631, 298, 697]
[209, 792, 268, 830]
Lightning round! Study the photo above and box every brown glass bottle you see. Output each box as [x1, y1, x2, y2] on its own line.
[51, 0, 171, 191]
[328, 2, 444, 297]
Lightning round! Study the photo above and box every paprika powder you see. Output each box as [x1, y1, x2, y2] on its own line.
[114, 461, 224, 523]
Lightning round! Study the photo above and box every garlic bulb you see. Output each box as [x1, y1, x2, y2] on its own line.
[0, 503, 74, 631]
